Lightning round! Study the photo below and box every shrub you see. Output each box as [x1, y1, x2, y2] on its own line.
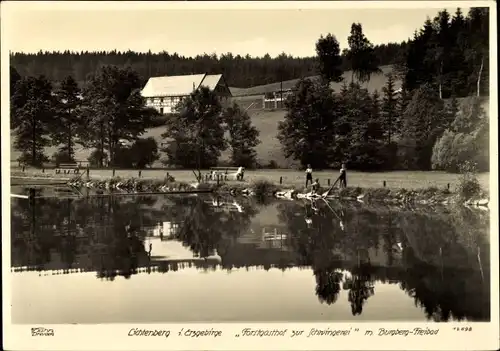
[251, 179, 278, 198]
[52, 150, 76, 166]
[431, 130, 476, 172]
[129, 137, 160, 168]
[267, 160, 279, 169]
[108, 138, 160, 169]
[456, 161, 482, 200]
[348, 141, 387, 171]
[112, 145, 134, 168]
[18, 152, 49, 167]
[432, 96, 489, 173]
[88, 149, 108, 167]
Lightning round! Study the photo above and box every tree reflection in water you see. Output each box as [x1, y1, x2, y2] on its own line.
[276, 199, 490, 321]
[161, 196, 260, 258]
[10, 191, 490, 321]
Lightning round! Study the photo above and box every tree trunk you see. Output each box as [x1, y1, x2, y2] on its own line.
[477, 56, 484, 97]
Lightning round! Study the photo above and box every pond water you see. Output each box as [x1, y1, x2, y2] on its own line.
[10, 186, 491, 324]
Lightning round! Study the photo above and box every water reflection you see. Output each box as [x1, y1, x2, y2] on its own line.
[10, 189, 490, 322]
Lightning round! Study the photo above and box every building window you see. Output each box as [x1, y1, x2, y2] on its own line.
[160, 98, 164, 103]
[170, 97, 175, 103]
[160, 107, 164, 114]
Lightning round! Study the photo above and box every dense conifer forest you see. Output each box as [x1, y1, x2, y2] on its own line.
[10, 43, 406, 88]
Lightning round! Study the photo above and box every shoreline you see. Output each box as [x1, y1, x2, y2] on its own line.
[10, 173, 490, 208]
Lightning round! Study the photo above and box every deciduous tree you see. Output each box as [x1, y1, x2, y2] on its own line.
[277, 79, 337, 168]
[223, 103, 261, 168]
[161, 86, 227, 174]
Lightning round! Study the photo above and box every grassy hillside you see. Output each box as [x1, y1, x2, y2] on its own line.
[242, 109, 292, 167]
[136, 109, 292, 168]
[231, 65, 400, 97]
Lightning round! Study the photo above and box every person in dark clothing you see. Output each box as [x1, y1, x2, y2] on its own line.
[339, 163, 347, 188]
[305, 164, 313, 187]
[311, 178, 320, 194]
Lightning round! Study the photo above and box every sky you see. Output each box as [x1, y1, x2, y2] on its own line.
[2, 2, 473, 58]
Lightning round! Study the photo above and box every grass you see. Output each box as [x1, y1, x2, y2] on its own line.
[142, 109, 292, 168]
[12, 167, 490, 192]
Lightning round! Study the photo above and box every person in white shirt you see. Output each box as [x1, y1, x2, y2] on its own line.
[305, 164, 313, 187]
[235, 166, 245, 181]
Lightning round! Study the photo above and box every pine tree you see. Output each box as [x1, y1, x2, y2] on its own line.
[397, 86, 411, 124]
[430, 10, 453, 99]
[51, 76, 82, 163]
[315, 33, 344, 84]
[381, 74, 398, 144]
[345, 23, 381, 84]
[366, 90, 384, 143]
[79, 65, 156, 167]
[223, 103, 261, 168]
[343, 83, 385, 169]
[401, 84, 447, 169]
[404, 19, 438, 92]
[448, 8, 471, 97]
[11, 76, 55, 165]
[466, 8, 489, 97]
[10, 66, 21, 93]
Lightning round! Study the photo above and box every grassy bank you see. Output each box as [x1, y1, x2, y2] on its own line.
[51, 174, 489, 208]
[11, 167, 490, 192]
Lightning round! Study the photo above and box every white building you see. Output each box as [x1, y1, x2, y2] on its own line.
[141, 73, 232, 114]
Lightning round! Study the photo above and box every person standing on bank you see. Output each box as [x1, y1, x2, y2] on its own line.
[305, 164, 313, 187]
[339, 163, 347, 188]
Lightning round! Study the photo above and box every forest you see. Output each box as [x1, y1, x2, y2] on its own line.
[10, 7, 490, 173]
[10, 42, 405, 89]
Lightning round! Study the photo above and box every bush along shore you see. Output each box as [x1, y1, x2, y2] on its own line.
[62, 176, 490, 209]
